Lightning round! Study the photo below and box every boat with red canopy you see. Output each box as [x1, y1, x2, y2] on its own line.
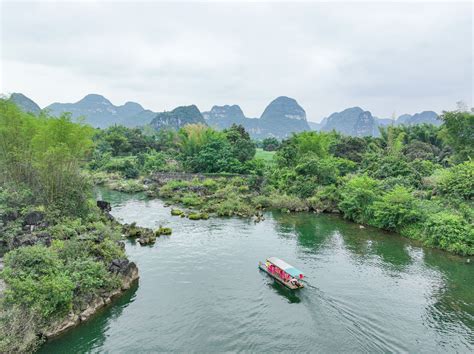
[258, 257, 304, 289]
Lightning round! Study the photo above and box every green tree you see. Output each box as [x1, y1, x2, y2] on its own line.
[224, 124, 256, 163]
[262, 137, 280, 151]
[0, 100, 94, 216]
[439, 110, 474, 162]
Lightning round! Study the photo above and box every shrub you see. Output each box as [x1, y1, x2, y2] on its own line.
[423, 211, 473, 255]
[372, 185, 421, 231]
[2, 246, 75, 319]
[103, 157, 140, 179]
[181, 193, 202, 207]
[307, 185, 341, 212]
[268, 193, 308, 212]
[435, 161, 474, 200]
[339, 175, 380, 224]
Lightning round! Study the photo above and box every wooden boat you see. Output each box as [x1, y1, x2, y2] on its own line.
[258, 257, 304, 289]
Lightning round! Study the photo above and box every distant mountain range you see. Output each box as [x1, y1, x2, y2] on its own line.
[202, 96, 310, 139]
[7, 92, 441, 138]
[318, 107, 440, 137]
[45, 94, 156, 128]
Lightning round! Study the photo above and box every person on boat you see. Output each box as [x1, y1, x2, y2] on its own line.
[290, 278, 300, 286]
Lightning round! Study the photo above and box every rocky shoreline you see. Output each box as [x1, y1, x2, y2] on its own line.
[43, 259, 139, 339]
[40, 201, 141, 340]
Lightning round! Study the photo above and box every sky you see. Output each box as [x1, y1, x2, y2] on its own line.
[1, 1, 472, 122]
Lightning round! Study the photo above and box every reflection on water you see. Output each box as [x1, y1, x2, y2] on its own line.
[266, 275, 301, 304]
[41, 189, 474, 353]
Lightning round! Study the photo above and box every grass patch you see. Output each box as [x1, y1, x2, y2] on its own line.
[255, 148, 276, 165]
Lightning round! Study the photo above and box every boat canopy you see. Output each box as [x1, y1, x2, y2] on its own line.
[267, 257, 304, 278]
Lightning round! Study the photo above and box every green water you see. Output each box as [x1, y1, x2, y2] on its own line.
[40, 190, 473, 353]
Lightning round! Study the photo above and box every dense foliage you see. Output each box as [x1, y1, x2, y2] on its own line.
[268, 113, 473, 255]
[87, 108, 473, 255]
[0, 100, 126, 352]
[1, 98, 472, 351]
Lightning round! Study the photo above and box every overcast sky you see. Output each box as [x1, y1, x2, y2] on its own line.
[1, 1, 472, 122]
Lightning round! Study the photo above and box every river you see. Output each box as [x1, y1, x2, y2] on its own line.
[40, 189, 473, 353]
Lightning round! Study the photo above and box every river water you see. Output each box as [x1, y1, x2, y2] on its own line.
[40, 190, 473, 353]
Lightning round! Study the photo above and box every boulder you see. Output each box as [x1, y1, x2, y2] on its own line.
[23, 211, 45, 226]
[11, 232, 51, 249]
[108, 258, 130, 275]
[171, 208, 184, 216]
[155, 227, 172, 236]
[121, 261, 139, 290]
[97, 200, 112, 212]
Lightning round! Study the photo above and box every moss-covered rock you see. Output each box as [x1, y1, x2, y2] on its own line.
[188, 213, 209, 220]
[171, 208, 184, 216]
[155, 227, 172, 236]
[123, 223, 156, 246]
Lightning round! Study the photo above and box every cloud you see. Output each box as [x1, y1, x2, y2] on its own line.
[1, 1, 472, 121]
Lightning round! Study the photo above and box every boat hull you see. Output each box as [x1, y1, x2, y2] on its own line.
[258, 262, 304, 290]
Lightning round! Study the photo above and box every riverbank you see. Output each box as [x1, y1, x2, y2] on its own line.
[0, 191, 140, 352]
[44, 258, 138, 339]
[39, 190, 474, 353]
[98, 172, 473, 258]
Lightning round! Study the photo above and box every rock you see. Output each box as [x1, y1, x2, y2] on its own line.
[36, 232, 52, 247]
[171, 208, 184, 216]
[11, 232, 51, 249]
[97, 200, 111, 212]
[121, 261, 139, 290]
[108, 259, 130, 274]
[188, 213, 209, 220]
[155, 227, 172, 236]
[44, 312, 80, 338]
[23, 211, 45, 226]
[79, 297, 105, 322]
[122, 222, 153, 241]
[137, 233, 156, 245]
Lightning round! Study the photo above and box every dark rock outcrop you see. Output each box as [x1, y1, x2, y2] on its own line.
[97, 200, 111, 212]
[122, 222, 156, 245]
[11, 232, 51, 249]
[23, 211, 45, 226]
